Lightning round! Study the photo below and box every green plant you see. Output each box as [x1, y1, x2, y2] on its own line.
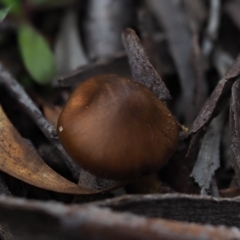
[1, 0, 55, 84]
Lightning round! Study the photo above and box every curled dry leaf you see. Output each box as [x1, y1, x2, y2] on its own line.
[230, 79, 240, 186]
[122, 28, 171, 102]
[0, 105, 121, 195]
[190, 113, 224, 195]
[190, 54, 240, 136]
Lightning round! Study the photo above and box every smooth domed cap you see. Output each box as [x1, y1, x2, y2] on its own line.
[57, 75, 179, 181]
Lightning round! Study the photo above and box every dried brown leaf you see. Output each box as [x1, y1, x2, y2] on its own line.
[0, 63, 80, 180]
[1, 195, 240, 240]
[0, 105, 120, 195]
[190, 54, 240, 136]
[230, 79, 240, 185]
[122, 28, 171, 102]
[190, 113, 224, 195]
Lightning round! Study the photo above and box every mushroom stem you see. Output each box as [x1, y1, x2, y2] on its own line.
[79, 169, 126, 196]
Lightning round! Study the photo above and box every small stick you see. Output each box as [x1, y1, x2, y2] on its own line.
[0, 63, 80, 181]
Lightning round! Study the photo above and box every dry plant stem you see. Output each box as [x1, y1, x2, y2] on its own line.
[79, 169, 126, 196]
[0, 63, 80, 181]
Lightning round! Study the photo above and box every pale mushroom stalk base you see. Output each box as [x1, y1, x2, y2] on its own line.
[79, 168, 126, 196]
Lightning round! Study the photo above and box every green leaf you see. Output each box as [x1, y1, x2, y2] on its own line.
[18, 24, 55, 84]
[2, 0, 21, 16]
[0, 7, 11, 22]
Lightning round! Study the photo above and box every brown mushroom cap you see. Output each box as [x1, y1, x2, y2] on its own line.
[57, 75, 179, 181]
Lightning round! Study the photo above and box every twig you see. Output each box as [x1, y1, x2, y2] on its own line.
[0, 63, 80, 181]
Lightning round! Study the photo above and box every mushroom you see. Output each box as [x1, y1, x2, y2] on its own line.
[57, 74, 179, 192]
